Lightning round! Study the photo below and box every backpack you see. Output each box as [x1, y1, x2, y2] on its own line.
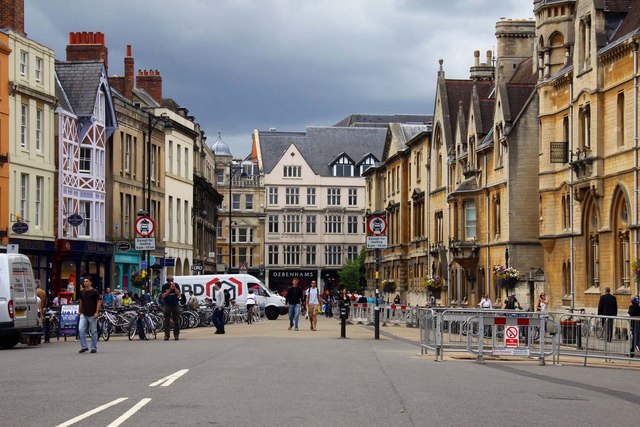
[506, 295, 516, 310]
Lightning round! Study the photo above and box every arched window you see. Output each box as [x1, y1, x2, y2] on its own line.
[617, 92, 625, 147]
[549, 32, 565, 75]
[433, 125, 443, 188]
[612, 189, 630, 289]
[584, 196, 599, 289]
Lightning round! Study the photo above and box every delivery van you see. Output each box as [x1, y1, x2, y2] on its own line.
[172, 274, 287, 320]
[0, 254, 41, 348]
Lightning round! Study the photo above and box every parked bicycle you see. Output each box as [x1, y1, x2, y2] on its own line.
[128, 306, 157, 340]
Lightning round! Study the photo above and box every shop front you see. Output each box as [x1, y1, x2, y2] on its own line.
[52, 239, 113, 297]
[267, 269, 318, 294]
[114, 250, 142, 293]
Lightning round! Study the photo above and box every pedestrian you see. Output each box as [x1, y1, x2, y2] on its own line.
[161, 276, 181, 341]
[393, 294, 401, 305]
[187, 291, 199, 310]
[478, 294, 492, 309]
[306, 280, 322, 331]
[503, 293, 521, 310]
[246, 290, 257, 324]
[597, 287, 618, 342]
[212, 282, 225, 334]
[286, 277, 304, 331]
[36, 282, 47, 314]
[78, 277, 101, 354]
[536, 292, 549, 313]
[122, 292, 132, 307]
[102, 287, 114, 308]
[223, 288, 231, 307]
[628, 296, 640, 357]
[113, 289, 123, 308]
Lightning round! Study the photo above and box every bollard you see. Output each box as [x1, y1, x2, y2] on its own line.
[44, 314, 50, 343]
[340, 307, 348, 338]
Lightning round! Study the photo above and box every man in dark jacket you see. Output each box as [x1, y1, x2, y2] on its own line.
[597, 287, 617, 342]
[285, 278, 304, 331]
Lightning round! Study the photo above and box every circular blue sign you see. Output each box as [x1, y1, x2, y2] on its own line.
[12, 221, 29, 234]
[67, 214, 84, 227]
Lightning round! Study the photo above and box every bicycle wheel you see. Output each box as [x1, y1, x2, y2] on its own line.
[146, 317, 157, 340]
[128, 319, 138, 340]
[223, 310, 230, 325]
[98, 318, 111, 342]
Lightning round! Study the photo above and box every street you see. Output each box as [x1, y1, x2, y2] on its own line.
[1, 316, 639, 427]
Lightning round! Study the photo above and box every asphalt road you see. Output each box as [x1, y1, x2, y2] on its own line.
[1, 316, 639, 427]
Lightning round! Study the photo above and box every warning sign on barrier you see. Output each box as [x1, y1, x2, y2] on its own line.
[505, 326, 519, 348]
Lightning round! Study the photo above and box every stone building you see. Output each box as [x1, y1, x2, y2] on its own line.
[536, 0, 639, 311]
[0, 32, 10, 249]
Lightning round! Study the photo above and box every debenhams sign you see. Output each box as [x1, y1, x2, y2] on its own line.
[269, 270, 316, 279]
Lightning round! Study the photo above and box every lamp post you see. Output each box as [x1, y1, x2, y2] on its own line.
[228, 163, 246, 273]
[191, 200, 207, 275]
[141, 110, 171, 292]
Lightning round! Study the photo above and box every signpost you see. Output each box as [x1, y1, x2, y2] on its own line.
[135, 238, 156, 251]
[135, 216, 155, 237]
[367, 212, 387, 340]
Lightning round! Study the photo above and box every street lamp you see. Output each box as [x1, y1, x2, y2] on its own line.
[191, 200, 208, 274]
[142, 110, 171, 291]
[228, 163, 246, 273]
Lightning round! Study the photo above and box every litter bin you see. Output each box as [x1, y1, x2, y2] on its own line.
[560, 320, 577, 345]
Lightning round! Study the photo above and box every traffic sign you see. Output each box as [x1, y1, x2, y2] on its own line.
[135, 216, 155, 237]
[367, 215, 387, 236]
[505, 326, 519, 348]
[366, 236, 388, 249]
[135, 237, 156, 251]
[192, 264, 203, 272]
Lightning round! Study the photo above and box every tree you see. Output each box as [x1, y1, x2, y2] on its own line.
[339, 249, 366, 292]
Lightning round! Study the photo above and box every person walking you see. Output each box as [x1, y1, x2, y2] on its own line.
[339, 288, 351, 319]
[478, 294, 492, 309]
[628, 296, 640, 357]
[246, 290, 257, 324]
[161, 276, 181, 341]
[212, 282, 225, 334]
[78, 277, 101, 354]
[286, 277, 303, 331]
[597, 287, 618, 342]
[306, 281, 322, 331]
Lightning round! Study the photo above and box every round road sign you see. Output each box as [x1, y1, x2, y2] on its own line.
[135, 216, 155, 237]
[367, 216, 387, 236]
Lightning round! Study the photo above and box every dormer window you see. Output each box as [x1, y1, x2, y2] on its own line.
[94, 90, 106, 124]
[332, 154, 354, 177]
[358, 154, 378, 176]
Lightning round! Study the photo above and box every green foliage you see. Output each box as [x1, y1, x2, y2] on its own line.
[339, 249, 365, 292]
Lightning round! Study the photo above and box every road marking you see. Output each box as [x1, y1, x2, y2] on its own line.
[56, 397, 128, 427]
[149, 369, 189, 387]
[106, 398, 152, 427]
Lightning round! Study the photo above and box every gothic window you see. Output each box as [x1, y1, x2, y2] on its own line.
[578, 104, 591, 151]
[617, 92, 625, 148]
[584, 197, 599, 289]
[613, 190, 630, 289]
[434, 125, 443, 188]
[464, 200, 477, 240]
[549, 32, 565, 75]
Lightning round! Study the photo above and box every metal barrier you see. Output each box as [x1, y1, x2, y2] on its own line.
[418, 308, 557, 364]
[380, 304, 410, 326]
[350, 303, 374, 325]
[552, 312, 640, 366]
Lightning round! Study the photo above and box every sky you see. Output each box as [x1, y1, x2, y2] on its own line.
[25, 0, 535, 158]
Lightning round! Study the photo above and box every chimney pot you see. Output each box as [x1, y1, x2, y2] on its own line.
[126, 44, 132, 57]
[474, 50, 480, 66]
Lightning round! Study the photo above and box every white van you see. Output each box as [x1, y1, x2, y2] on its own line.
[0, 254, 41, 348]
[173, 274, 287, 320]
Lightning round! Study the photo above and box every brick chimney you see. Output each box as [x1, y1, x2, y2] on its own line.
[66, 32, 108, 68]
[0, 0, 25, 36]
[136, 69, 163, 103]
[123, 45, 134, 100]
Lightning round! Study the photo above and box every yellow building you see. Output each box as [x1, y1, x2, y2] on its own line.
[536, 0, 639, 311]
[0, 33, 10, 248]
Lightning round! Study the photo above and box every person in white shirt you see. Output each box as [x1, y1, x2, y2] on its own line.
[479, 294, 492, 309]
[246, 290, 257, 324]
[305, 281, 322, 331]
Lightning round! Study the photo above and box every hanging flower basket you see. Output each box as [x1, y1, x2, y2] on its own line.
[494, 265, 520, 290]
[382, 280, 397, 294]
[424, 275, 443, 290]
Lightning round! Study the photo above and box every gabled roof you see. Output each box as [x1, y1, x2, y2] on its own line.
[54, 74, 74, 114]
[442, 79, 493, 147]
[55, 61, 105, 116]
[505, 84, 535, 123]
[609, 0, 640, 42]
[257, 127, 387, 177]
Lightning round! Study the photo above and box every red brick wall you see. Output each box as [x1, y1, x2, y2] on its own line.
[66, 32, 108, 68]
[136, 69, 162, 103]
[0, 0, 25, 35]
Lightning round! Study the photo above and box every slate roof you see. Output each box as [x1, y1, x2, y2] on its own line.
[258, 127, 387, 176]
[505, 83, 536, 123]
[509, 57, 537, 85]
[54, 74, 73, 114]
[609, 0, 640, 42]
[444, 80, 494, 143]
[55, 61, 105, 116]
[334, 114, 431, 127]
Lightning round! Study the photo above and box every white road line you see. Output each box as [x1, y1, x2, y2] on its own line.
[106, 398, 152, 427]
[149, 368, 189, 387]
[55, 397, 128, 427]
